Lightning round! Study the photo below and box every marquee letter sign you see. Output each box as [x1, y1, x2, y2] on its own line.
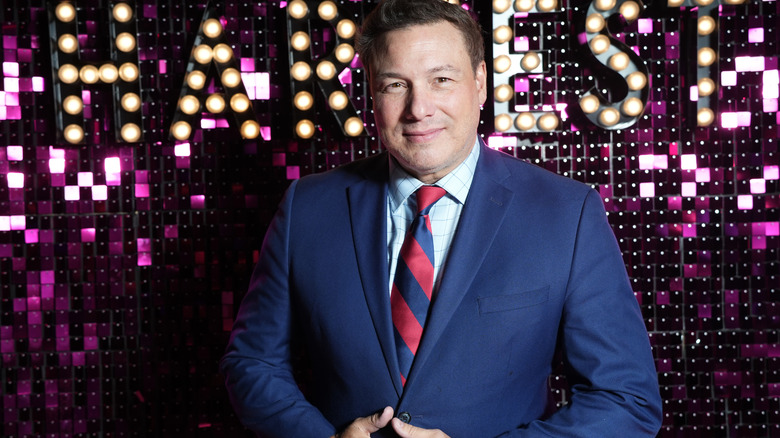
[45, 0, 753, 143]
[168, 6, 261, 141]
[286, 0, 364, 139]
[48, 1, 144, 144]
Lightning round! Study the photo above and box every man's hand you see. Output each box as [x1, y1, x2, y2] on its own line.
[332, 406, 395, 438]
[391, 418, 450, 438]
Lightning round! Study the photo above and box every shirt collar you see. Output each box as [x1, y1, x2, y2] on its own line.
[388, 138, 480, 213]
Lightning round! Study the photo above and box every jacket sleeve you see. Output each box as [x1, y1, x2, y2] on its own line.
[220, 180, 336, 438]
[501, 189, 662, 437]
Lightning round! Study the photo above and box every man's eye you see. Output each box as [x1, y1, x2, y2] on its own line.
[381, 82, 405, 93]
[436, 77, 452, 83]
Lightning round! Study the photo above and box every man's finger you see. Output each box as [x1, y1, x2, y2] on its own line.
[335, 407, 395, 438]
[391, 418, 417, 437]
[390, 417, 449, 438]
[365, 406, 394, 432]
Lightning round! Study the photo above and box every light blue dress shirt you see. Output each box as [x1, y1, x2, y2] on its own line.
[386, 139, 480, 295]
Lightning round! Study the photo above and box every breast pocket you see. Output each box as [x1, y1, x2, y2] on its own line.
[477, 286, 550, 315]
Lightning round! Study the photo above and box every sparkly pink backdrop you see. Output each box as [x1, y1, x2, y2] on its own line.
[0, 0, 778, 436]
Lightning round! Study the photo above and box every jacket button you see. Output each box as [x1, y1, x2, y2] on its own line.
[398, 412, 411, 423]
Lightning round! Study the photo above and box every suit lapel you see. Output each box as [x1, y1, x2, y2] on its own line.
[347, 154, 404, 397]
[404, 143, 514, 389]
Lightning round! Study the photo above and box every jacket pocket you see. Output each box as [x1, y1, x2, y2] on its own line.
[477, 286, 550, 315]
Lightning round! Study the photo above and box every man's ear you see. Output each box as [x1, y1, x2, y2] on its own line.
[475, 60, 487, 106]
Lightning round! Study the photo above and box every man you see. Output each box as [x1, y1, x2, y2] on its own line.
[221, 0, 663, 436]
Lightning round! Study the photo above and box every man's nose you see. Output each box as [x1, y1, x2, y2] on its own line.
[404, 86, 436, 120]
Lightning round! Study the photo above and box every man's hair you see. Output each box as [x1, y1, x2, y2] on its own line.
[356, 0, 485, 75]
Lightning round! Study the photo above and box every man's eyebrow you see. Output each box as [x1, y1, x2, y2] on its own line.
[373, 72, 402, 81]
[373, 65, 460, 81]
[427, 64, 459, 74]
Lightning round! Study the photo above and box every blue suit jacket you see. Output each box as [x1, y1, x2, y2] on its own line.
[221, 143, 662, 437]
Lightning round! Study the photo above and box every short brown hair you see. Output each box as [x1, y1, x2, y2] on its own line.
[356, 0, 485, 75]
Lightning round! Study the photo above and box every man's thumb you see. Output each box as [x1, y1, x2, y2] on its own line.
[369, 406, 395, 429]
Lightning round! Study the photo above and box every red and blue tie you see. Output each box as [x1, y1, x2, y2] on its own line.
[391, 185, 447, 385]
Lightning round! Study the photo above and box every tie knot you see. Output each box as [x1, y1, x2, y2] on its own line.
[415, 185, 447, 214]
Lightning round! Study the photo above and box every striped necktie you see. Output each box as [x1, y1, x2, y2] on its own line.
[391, 185, 447, 385]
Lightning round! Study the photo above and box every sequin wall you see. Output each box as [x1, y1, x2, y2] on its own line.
[0, 0, 777, 436]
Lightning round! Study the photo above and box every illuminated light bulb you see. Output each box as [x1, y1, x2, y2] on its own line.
[318, 1, 338, 21]
[63, 95, 83, 115]
[221, 68, 241, 88]
[337, 19, 356, 39]
[294, 91, 314, 111]
[722, 0, 745, 4]
[697, 47, 716, 67]
[118, 62, 139, 82]
[536, 0, 557, 12]
[328, 90, 349, 111]
[115, 32, 136, 52]
[608, 52, 630, 71]
[171, 121, 192, 140]
[697, 16, 716, 36]
[316, 60, 337, 80]
[694, 0, 714, 5]
[590, 35, 610, 54]
[667, 0, 684, 6]
[291, 31, 311, 51]
[344, 117, 363, 136]
[594, 0, 617, 11]
[585, 14, 605, 33]
[179, 95, 200, 115]
[621, 97, 644, 117]
[697, 108, 715, 126]
[493, 55, 512, 74]
[230, 93, 251, 113]
[494, 84, 514, 103]
[112, 2, 133, 23]
[626, 71, 647, 90]
[514, 112, 536, 131]
[241, 120, 261, 139]
[202, 18, 223, 38]
[58, 64, 79, 84]
[193, 44, 213, 64]
[521, 51, 541, 72]
[495, 114, 513, 132]
[187, 71, 207, 90]
[121, 92, 142, 112]
[493, 0, 512, 13]
[619, 1, 640, 22]
[598, 107, 620, 126]
[538, 113, 559, 131]
[99, 64, 118, 83]
[79, 65, 99, 84]
[213, 43, 233, 63]
[296, 119, 315, 138]
[64, 124, 85, 144]
[205, 93, 226, 113]
[579, 95, 600, 114]
[443, 0, 459, 4]
[514, 0, 535, 12]
[696, 108, 715, 126]
[291, 61, 311, 81]
[288, 0, 308, 19]
[697, 78, 716, 97]
[58, 34, 78, 54]
[335, 43, 355, 64]
[120, 123, 141, 142]
[493, 25, 513, 44]
[55, 3, 76, 22]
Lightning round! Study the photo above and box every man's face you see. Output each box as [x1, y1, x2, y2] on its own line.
[369, 21, 487, 184]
